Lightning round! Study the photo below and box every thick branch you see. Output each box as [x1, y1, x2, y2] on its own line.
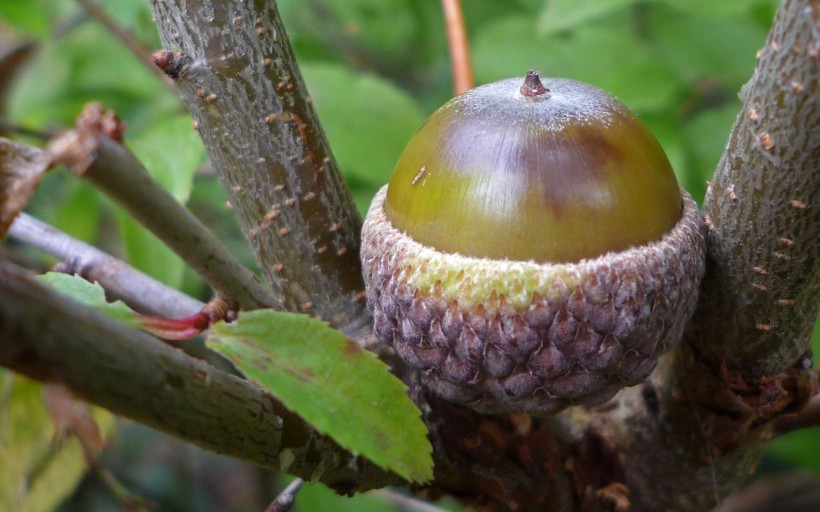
[0, 259, 400, 491]
[149, 0, 367, 328]
[593, 2, 820, 510]
[688, 0, 820, 374]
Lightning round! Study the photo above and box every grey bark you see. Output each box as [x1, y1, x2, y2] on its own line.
[8, 213, 203, 317]
[687, 0, 820, 374]
[149, 0, 368, 330]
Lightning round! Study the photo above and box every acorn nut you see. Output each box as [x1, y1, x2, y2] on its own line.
[361, 71, 706, 415]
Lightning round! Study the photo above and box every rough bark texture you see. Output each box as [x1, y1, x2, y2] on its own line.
[605, 1, 820, 509]
[149, 0, 368, 330]
[687, 0, 820, 374]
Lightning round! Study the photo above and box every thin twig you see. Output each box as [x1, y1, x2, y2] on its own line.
[75, 0, 176, 91]
[48, 104, 283, 312]
[441, 0, 474, 95]
[7, 212, 204, 317]
[372, 488, 453, 512]
[265, 479, 303, 512]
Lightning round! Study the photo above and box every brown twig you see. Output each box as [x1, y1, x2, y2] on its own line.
[441, 0, 474, 95]
[74, 0, 176, 91]
[774, 390, 820, 436]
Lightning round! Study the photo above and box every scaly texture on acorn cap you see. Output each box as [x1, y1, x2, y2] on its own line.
[362, 186, 705, 415]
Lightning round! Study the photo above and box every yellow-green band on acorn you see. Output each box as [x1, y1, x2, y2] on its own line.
[362, 71, 706, 415]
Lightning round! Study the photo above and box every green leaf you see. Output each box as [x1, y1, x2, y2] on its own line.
[765, 426, 820, 473]
[208, 310, 433, 483]
[0, 370, 116, 512]
[128, 113, 205, 204]
[0, 0, 66, 38]
[681, 103, 740, 203]
[116, 113, 205, 288]
[301, 63, 426, 187]
[472, 15, 679, 113]
[49, 181, 103, 243]
[641, 114, 689, 196]
[35, 272, 141, 328]
[654, 0, 775, 19]
[294, 480, 397, 512]
[280, 0, 422, 67]
[118, 214, 187, 289]
[645, 4, 768, 87]
[537, 0, 639, 34]
[8, 20, 176, 132]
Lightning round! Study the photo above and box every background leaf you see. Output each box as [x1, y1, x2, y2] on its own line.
[537, 0, 639, 34]
[117, 113, 206, 288]
[301, 63, 426, 213]
[208, 310, 433, 483]
[0, 370, 116, 512]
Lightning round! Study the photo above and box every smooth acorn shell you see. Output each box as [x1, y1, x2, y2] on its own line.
[362, 74, 706, 415]
[385, 76, 682, 264]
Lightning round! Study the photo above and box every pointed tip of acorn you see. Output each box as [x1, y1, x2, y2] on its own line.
[520, 70, 550, 98]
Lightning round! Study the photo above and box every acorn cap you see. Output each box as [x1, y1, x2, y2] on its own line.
[361, 73, 706, 415]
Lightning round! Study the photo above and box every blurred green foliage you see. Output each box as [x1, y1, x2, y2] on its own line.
[1, 0, 817, 510]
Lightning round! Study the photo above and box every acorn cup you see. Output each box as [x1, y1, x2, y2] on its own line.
[361, 71, 706, 415]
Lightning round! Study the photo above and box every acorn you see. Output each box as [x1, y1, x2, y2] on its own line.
[361, 71, 705, 415]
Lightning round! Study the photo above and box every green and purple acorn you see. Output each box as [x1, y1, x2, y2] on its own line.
[361, 71, 705, 415]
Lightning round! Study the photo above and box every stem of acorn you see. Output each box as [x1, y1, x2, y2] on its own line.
[520, 70, 549, 98]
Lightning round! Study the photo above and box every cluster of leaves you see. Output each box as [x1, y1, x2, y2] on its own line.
[1, 0, 817, 510]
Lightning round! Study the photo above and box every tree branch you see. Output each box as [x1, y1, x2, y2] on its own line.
[591, 2, 820, 510]
[0, 259, 401, 492]
[7, 212, 203, 318]
[687, 0, 819, 375]
[2, 2, 815, 511]
[48, 104, 282, 312]
[149, 0, 368, 329]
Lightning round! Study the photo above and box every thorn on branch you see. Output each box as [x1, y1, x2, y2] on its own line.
[758, 132, 774, 151]
[151, 50, 193, 80]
